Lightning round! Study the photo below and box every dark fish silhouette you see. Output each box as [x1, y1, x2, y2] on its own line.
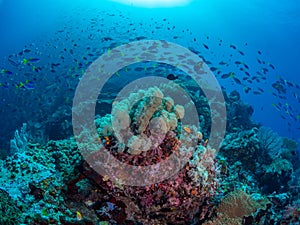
[136, 36, 147, 40]
[102, 37, 113, 41]
[268, 63, 275, 69]
[230, 44, 237, 49]
[272, 82, 286, 94]
[238, 50, 245, 56]
[167, 74, 178, 80]
[221, 72, 234, 79]
[233, 77, 242, 85]
[210, 67, 218, 72]
[218, 61, 227, 65]
[243, 63, 249, 69]
[203, 44, 209, 50]
[23, 49, 31, 53]
[244, 87, 251, 93]
[253, 91, 262, 95]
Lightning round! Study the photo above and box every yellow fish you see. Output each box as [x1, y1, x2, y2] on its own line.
[76, 211, 82, 221]
[183, 126, 191, 134]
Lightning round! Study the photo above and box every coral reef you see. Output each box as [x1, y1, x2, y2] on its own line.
[0, 189, 22, 225]
[78, 85, 219, 224]
[0, 138, 90, 225]
[219, 126, 298, 194]
[0, 85, 299, 224]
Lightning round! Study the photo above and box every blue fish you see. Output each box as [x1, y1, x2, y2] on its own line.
[1, 69, 12, 75]
[0, 82, 9, 88]
[24, 81, 35, 90]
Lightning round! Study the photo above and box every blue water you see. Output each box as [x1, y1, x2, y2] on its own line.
[0, 0, 299, 151]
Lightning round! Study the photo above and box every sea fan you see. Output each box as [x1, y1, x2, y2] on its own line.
[257, 126, 283, 159]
